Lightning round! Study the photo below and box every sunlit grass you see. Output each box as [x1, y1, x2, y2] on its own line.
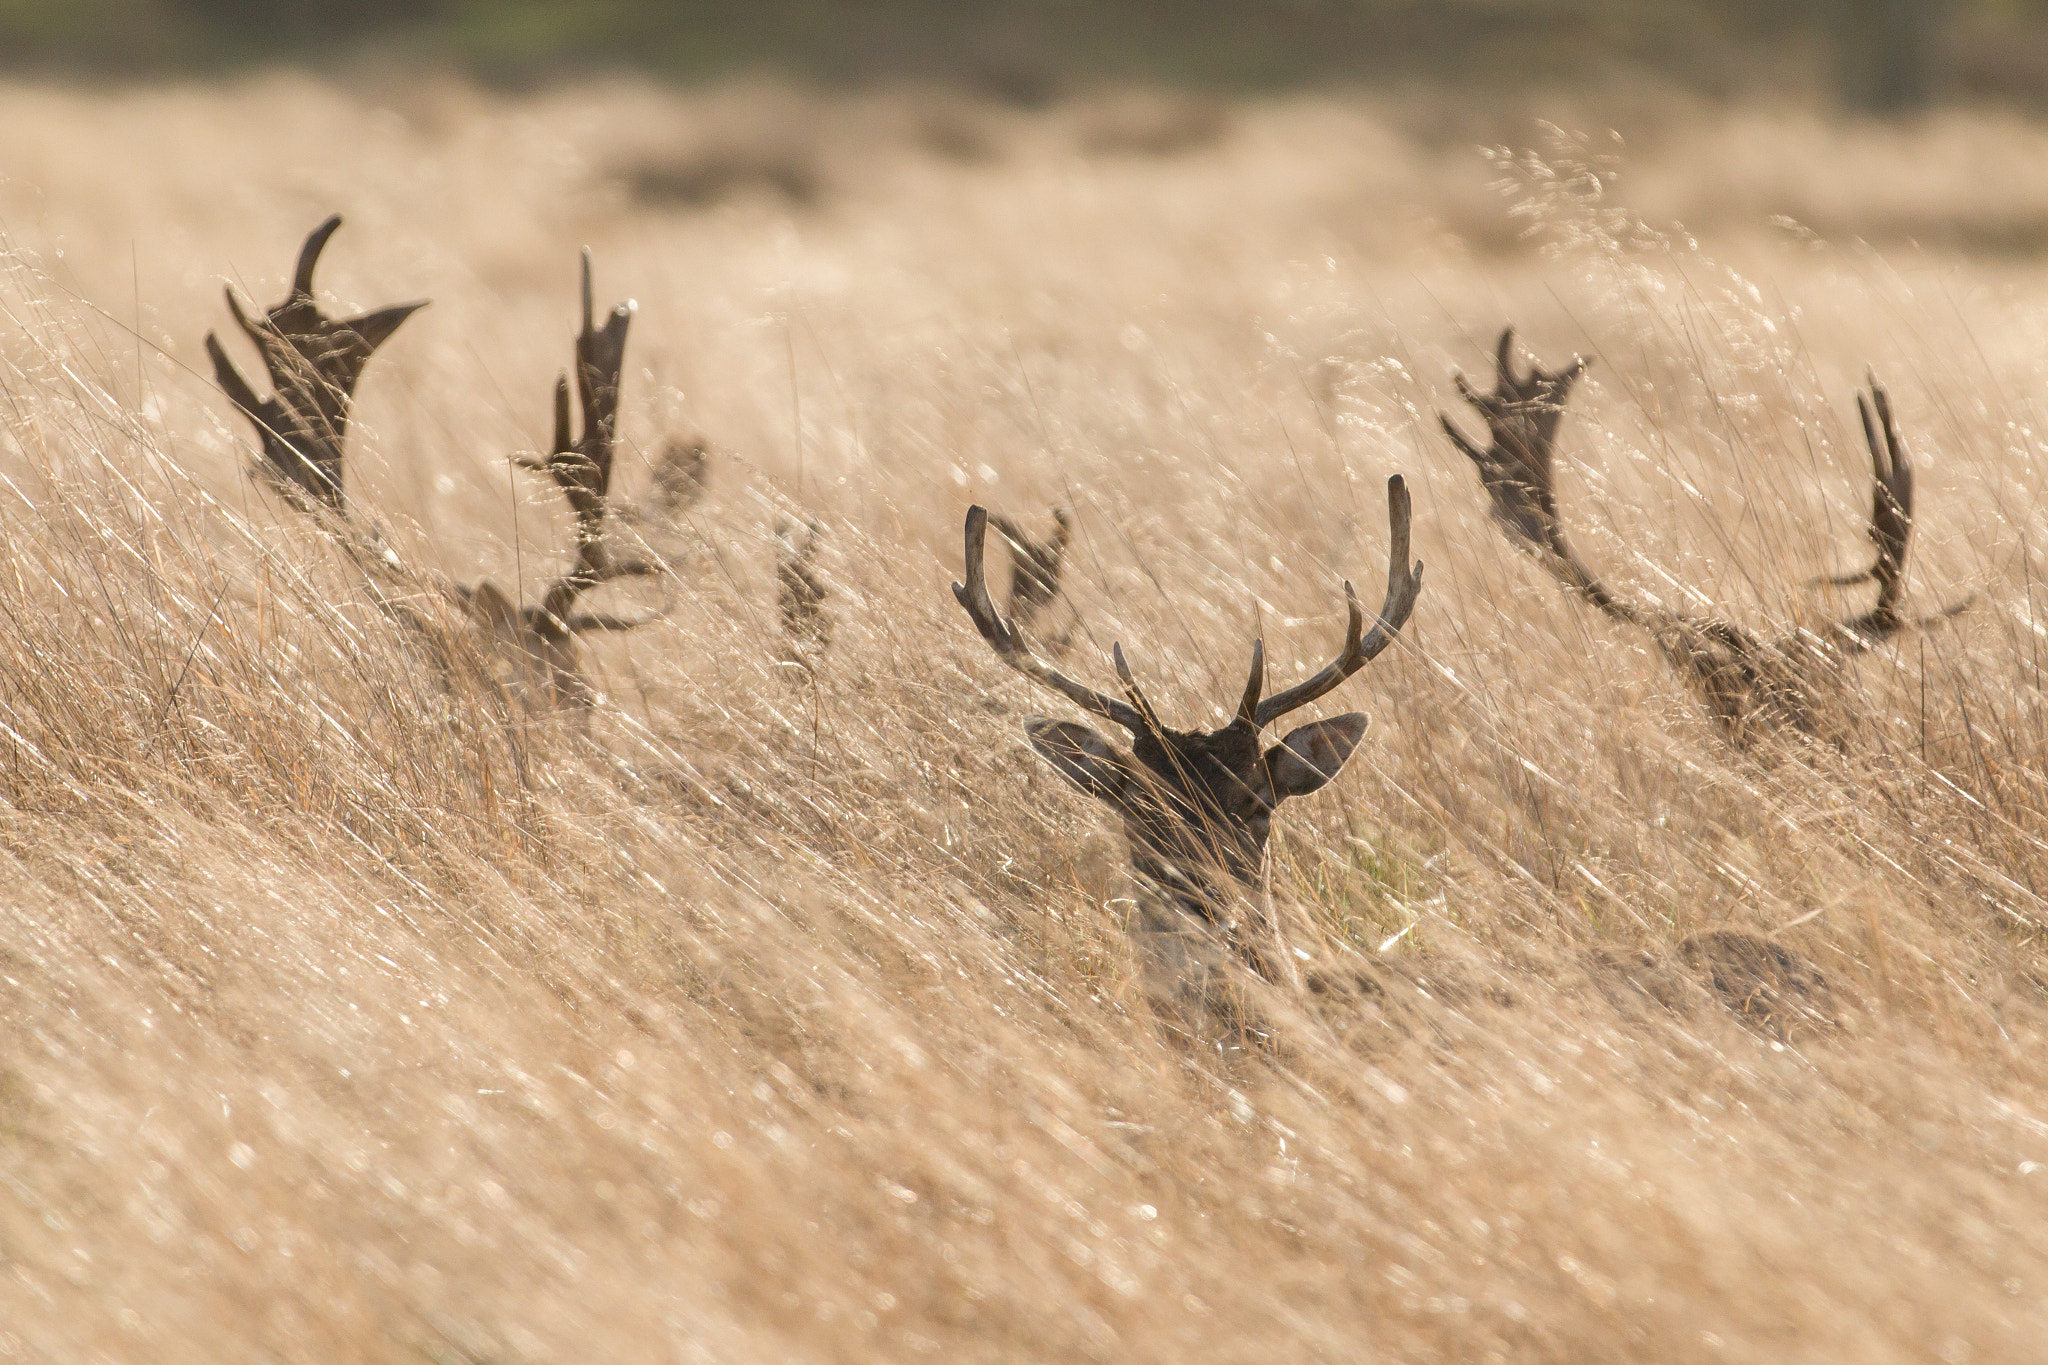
[0, 72, 2046, 1363]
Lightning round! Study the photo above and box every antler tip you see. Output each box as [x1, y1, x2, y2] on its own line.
[293, 215, 346, 297]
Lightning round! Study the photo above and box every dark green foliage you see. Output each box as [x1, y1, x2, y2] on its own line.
[0, 0, 2036, 107]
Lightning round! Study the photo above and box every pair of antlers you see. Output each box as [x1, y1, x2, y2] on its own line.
[1440, 328, 1957, 654]
[209, 218, 666, 680]
[954, 478, 1424, 736]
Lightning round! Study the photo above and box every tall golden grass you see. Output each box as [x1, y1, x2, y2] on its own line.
[2, 72, 2048, 1362]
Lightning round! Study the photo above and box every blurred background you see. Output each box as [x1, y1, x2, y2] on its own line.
[2, 0, 2043, 114]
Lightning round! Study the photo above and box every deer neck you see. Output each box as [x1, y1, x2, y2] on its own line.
[1123, 841, 1289, 987]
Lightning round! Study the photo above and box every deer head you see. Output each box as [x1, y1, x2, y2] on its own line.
[954, 477, 1423, 984]
[1441, 327, 1966, 743]
[206, 215, 427, 515]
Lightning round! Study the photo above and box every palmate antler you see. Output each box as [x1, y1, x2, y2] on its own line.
[988, 508, 1072, 637]
[206, 215, 428, 515]
[1442, 328, 1966, 742]
[457, 250, 675, 707]
[515, 249, 666, 638]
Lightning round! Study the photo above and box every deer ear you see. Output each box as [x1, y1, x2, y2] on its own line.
[1024, 717, 1133, 805]
[1266, 713, 1370, 800]
[460, 581, 521, 638]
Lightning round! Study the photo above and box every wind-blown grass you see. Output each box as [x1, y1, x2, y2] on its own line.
[1, 74, 2047, 1362]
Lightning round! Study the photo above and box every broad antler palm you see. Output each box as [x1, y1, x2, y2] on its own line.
[206, 215, 427, 515]
[1442, 327, 1965, 742]
[988, 507, 1072, 637]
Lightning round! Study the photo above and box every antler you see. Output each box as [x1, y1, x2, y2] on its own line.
[989, 508, 1072, 633]
[1814, 373, 1978, 646]
[205, 214, 428, 514]
[519, 250, 663, 634]
[955, 505, 1149, 733]
[955, 477, 1422, 735]
[1247, 474, 1425, 729]
[1441, 328, 1655, 627]
[1439, 327, 1586, 556]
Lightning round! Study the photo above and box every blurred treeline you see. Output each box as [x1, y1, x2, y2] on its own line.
[3, 0, 2045, 108]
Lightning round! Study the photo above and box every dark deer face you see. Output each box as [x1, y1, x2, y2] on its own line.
[1025, 711, 1369, 911]
[953, 480, 1422, 943]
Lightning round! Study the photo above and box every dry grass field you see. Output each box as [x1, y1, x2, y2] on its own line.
[6, 72, 2048, 1362]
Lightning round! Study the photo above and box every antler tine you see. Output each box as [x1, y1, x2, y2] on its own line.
[204, 331, 273, 431]
[291, 214, 344, 301]
[222, 285, 264, 347]
[553, 371, 574, 461]
[573, 247, 636, 462]
[1867, 378, 1914, 591]
[1112, 643, 1163, 731]
[1495, 325, 1519, 390]
[954, 505, 1148, 733]
[1819, 378, 1917, 601]
[1253, 475, 1424, 729]
[1236, 637, 1265, 726]
[1440, 409, 1488, 466]
[581, 246, 595, 339]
